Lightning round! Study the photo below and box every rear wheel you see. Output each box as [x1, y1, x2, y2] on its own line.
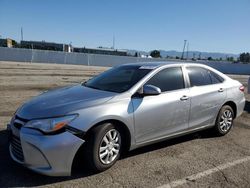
[85, 123, 122, 172]
[214, 105, 234, 136]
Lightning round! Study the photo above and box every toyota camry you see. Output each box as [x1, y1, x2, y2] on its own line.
[7, 62, 245, 176]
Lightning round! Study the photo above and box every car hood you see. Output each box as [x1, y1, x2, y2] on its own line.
[16, 84, 117, 120]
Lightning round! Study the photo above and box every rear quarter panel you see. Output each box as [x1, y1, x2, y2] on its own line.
[225, 79, 245, 117]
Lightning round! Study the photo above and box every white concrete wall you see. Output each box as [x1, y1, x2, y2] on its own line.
[0, 47, 250, 75]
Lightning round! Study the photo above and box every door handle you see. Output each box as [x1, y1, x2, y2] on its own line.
[180, 95, 189, 101]
[218, 88, 224, 92]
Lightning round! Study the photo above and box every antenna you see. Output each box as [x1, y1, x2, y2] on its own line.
[181, 40, 187, 60]
[21, 27, 23, 41]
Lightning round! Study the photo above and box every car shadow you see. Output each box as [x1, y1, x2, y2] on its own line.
[0, 129, 97, 187]
[0, 127, 216, 187]
[244, 100, 250, 113]
[122, 129, 215, 159]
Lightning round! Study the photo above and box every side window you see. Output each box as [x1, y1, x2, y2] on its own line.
[187, 67, 212, 86]
[209, 71, 224, 84]
[146, 67, 185, 92]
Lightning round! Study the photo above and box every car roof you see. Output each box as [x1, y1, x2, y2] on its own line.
[122, 61, 209, 69]
[123, 61, 228, 80]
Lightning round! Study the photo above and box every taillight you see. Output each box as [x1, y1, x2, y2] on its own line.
[239, 85, 245, 92]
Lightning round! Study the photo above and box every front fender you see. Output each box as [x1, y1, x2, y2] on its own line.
[68, 98, 135, 147]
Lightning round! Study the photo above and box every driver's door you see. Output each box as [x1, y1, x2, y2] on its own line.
[132, 67, 190, 144]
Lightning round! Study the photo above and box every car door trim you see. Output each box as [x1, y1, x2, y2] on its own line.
[135, 123, 213, 148]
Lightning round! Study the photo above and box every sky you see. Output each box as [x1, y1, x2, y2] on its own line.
[0, 0, 250, 54]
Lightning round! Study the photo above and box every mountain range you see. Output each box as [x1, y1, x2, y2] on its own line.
[126, 49, 239, 59]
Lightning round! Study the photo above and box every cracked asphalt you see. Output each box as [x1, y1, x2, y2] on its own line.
[0, 61, 249, 188]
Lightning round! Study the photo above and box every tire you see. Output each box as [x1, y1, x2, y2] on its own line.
[214, 105, 234, 136]
[84, 123, 122, 172]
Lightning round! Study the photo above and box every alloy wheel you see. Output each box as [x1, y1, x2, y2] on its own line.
[219, 109, 233, 132]
[99, 129, 120, 165]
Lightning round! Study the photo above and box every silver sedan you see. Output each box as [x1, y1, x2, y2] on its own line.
[7, 62, 245, 176]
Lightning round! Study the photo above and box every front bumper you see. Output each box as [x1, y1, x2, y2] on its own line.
[8, 123, 84, 176]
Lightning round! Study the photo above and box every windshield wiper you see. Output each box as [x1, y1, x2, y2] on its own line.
[82, 82, 102, 90]
[81, 81, 87, 86]
[82, 82, 119, 93]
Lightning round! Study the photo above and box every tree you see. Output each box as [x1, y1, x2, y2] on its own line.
[207, 57, 213, 61]
[239, 52, 250, 64]
[150, 50, 161, 58]
[226, 57, 234, 62]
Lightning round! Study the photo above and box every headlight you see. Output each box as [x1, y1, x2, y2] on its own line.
[24, 115, 78, 134]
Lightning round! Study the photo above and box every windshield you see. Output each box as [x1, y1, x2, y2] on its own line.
[84, 65, 152, 93]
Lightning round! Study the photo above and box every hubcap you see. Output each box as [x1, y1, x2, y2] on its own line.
[219, 110, 233, 132]
[99, 129, 120, 165]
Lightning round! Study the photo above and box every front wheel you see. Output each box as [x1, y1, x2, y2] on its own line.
[85, 123, 122, 172]
[214, 105, 234, 136]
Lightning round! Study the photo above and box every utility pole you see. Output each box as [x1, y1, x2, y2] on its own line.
[181, 40, 187, 60]
[112, 34, 115, 49]
[186, 42, 189, 60]
[31, 43, 34, 64]
[21, 27, 23, 41]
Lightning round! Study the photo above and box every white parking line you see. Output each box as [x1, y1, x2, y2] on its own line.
[157, 156, 250, 188]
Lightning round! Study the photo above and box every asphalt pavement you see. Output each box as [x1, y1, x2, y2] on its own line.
[0, 61, 249, 188]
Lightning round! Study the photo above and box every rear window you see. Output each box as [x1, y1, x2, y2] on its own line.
[209, 71, 224, 84]
[187, 67, 212, 86]
[187, 67, 224, 87]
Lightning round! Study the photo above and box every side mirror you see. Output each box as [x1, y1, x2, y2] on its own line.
[142, 85, 161, 96]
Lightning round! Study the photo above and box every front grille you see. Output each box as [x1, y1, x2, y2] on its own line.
[13, 115, 28, 130]
[10, 135, 24, 162]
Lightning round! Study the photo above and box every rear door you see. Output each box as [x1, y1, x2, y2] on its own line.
[186, 66, 226, 129]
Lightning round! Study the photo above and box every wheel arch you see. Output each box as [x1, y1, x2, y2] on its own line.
[71, 118, 132, 172]
[222, 101, 237, 119]
[86, 119, 132, 152]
